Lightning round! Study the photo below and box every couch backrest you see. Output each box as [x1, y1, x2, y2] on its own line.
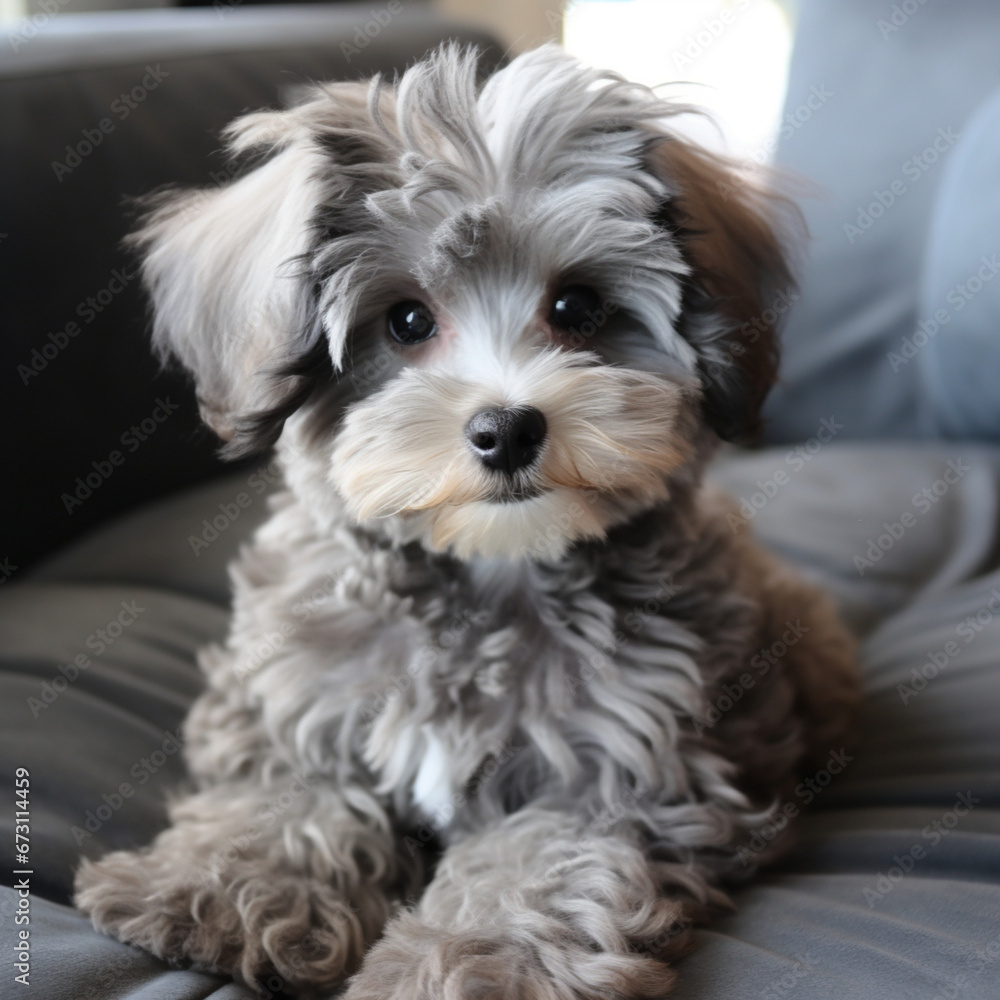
[765, 0, 1000, 444]
[0, 4, 501, 572]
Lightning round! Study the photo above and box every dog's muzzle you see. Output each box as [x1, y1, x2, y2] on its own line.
[465, 406, 546, 477]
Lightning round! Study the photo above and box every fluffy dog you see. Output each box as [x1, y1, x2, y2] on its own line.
[76, 44, 859, 999]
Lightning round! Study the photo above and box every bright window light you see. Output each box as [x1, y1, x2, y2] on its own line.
[0, 0, 29, 22]
[563, 0, 794, 163]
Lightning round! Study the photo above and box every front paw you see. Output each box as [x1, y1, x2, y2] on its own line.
[77, 850, 246, 974]
[343, 912, 676, 1000]
[76, 849, 363, 997]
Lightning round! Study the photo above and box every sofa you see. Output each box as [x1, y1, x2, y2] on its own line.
[2, 2, 999, 998]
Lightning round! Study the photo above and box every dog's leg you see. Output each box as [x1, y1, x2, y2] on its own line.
[75, 778, 420, 997]
[344, 807, 715, 1000]
[733, 534, 862, 768]
[703, 487, 862, 769]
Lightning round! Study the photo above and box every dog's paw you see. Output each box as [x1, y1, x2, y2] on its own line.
[75, 849, 365, 997]
[342, 912, 677, 1000]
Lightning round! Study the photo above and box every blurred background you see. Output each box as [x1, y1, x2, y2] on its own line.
[2, 0, 798, 155]
[5, 8, 1000, 999]
[4, 0, 999, 573]
[0, 0, 802, 573]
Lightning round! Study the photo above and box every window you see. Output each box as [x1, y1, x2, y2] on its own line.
[563, 0, 794, 162]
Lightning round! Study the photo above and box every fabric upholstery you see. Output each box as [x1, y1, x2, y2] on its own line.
[4, 4, 1000, 997]
[0, 4, 502, 573]
[916, 85, 1000, 440]
[764, 0, 1000, 444]
[3, 443, 1000, 998]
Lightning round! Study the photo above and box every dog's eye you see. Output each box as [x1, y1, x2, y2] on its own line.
[388, 301, 438, 345]
[549, 285, 602, 333]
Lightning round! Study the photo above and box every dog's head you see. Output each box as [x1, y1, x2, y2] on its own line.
[137, 44, 792, 561]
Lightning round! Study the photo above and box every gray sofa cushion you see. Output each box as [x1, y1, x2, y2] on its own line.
[3, 443, 1000, 998]
[763, 0, 1000, 444]
[916, 85, 1000, 440]
[1, 888, 253, 998]
[0, 582, 223, 904]
[0, 4, 502, 574]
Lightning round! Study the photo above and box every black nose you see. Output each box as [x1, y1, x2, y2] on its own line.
[465, 407, 547, 476]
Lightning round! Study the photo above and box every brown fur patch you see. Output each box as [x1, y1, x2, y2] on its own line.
[650, 136, 799, 441]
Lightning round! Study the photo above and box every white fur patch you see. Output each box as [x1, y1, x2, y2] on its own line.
[411, 726, 454, 819]
[331, 351, 690, 561]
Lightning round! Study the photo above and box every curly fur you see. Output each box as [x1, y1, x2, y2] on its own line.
[75, 43, 859, 999]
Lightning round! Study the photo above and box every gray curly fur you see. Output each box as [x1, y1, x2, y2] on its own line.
[75, 43, 860, 999]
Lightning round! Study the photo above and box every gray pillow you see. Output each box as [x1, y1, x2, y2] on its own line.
[764, 0, 1000, 443]
[6, 446, 1000, 999]
[915, 85, 1000, 440]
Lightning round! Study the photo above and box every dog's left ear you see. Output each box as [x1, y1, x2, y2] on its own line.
[649, 136, 796, 443]
[132, 136, 331, 458]
[131, 81, 386, 458]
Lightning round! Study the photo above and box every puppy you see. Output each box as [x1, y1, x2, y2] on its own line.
[76, 44, 859, 999]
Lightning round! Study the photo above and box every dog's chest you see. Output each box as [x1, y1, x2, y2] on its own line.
[410, 727, 454, 818]
[369, 568, 549, 820]
[375, 721, 476, 821]
[367, 553, 705, 825]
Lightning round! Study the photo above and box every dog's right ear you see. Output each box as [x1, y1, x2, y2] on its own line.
[132, 82, 381, 457]
[649, 135, 796, 444]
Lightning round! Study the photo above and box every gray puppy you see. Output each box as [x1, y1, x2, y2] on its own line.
[76, 43, 859, 1000]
